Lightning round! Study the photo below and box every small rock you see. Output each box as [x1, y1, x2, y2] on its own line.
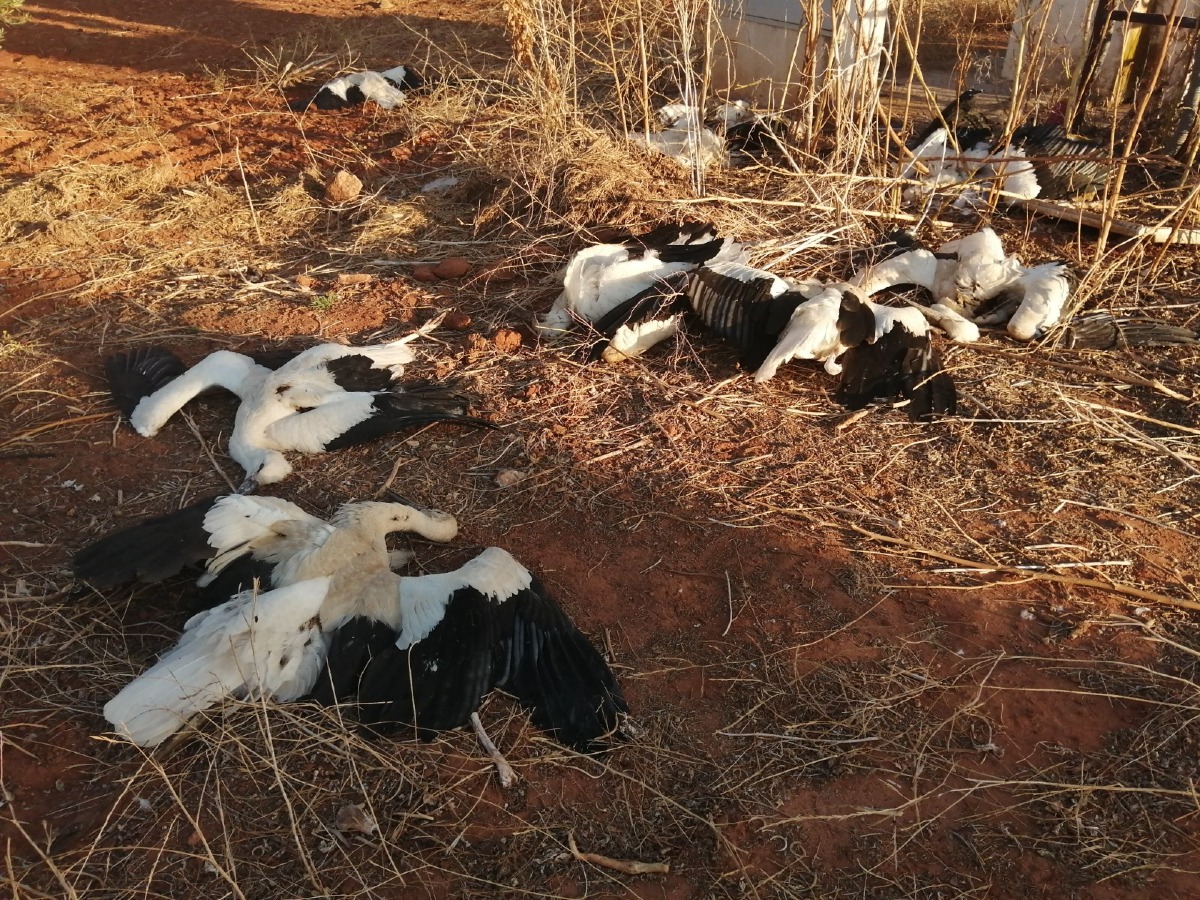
[324, 169, 362, 204]
[295, 274, 318, 290]
[491, 328, 522, 353]
[335, 804, 379, 837]
[336, 273, 374, 285]
[376, 0, 395, 9]
[443, 310, 472, 330]
[411, 265, 438, 283]
[433, 256, 472, 279]
[493, 468, 525, 488]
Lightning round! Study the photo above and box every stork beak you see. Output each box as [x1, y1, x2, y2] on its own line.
[235, 473, 259, 495]
[385, 489, 422, 509]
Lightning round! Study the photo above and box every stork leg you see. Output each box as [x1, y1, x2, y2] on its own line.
[469, 712, 516, 788]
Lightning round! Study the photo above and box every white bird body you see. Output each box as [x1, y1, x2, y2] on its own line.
[899, 128, 993, 201]
[988, 144, 1041, 202]
[850, 228, 1069, 340]
[541, 225, 745, 363]
[330, 71, 406, 109]
[936, 228, 1025, 307]
[758, 283, 941, 382]
[632, 106, 727, 170]
[109, 327, 491, 488]
[851, 248, 946, 298]
[869, 302, 933, 343]
[203, 498, 457, 590]
[1004, 263, 1071, 340]
[102, 500, 460, 747]
[755, 285, 854, 381]
[541, 245, 657, 334]
[714, 100, 753, 129]
[297, 64, 424, 112]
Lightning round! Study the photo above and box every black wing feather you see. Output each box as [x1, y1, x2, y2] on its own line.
[836, 291, 876, 349]
[105, 346, 187, 418]
[308, 616, 399, 706]
[324, 354, 396, 393]
[73, 495, 220, 588]
[322, 383, 498, 451]
[355, 588, 496, 738]
[837, 327, 956, 420]
[496, 577, 628, 753]
[194, 557, 277, 612]
[686, 268, 807, 369]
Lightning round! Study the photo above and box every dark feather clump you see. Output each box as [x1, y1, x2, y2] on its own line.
[1062, 314, 1199, 350]
[837, 327, 957, 421]
[105, 346, 186, 418]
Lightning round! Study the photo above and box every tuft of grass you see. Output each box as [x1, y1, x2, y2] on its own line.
[0, 0, 27, 47]
[309, 291, 339, 311]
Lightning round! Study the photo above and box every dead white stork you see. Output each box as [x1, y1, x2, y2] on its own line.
[850, 227, 1069, 341]
[288, 64, 424, 112]
[105, 324, 497, 491]
[103, 540, 629, 780]
[73, 494, 457, 609]
[102, 499, 459, 748]
[538, 222, 746, 362]
[686, 263, 957, 419]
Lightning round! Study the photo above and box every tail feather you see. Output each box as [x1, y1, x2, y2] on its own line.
[104, 635, 241, 747]
[105, 346, 187, 418]
[105, 579, 332, 747]
[1063, 314, 1199, 350]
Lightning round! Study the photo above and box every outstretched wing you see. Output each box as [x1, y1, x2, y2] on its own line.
[73, 496, 222, 588]
[105, 346, 187, 418]
[493, 575, 629, 752]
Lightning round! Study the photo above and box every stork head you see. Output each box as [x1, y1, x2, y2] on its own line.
[339, 500, 458, 543]
[238, 449, 292, 489]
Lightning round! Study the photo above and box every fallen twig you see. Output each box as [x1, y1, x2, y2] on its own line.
[567, 831, 669, 876]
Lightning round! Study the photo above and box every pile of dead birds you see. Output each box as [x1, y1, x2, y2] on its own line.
[55, 62, 1198, 783]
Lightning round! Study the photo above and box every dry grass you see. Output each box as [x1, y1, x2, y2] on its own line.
[2, 0, 1200, 896]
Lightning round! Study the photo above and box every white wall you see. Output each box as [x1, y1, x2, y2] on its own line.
[712, 0, 889, 108]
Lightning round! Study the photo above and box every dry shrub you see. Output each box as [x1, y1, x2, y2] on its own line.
[893, 0, 1019, 74]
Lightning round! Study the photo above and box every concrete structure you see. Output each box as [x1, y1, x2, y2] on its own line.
[711, 0, 890, 109]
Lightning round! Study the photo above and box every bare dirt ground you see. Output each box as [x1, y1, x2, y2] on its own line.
[2, 1, 1200, 898]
